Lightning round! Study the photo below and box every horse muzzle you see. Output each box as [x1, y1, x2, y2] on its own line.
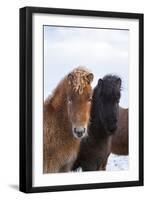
[107, 125, 117, 135]
[73, 126, 87, 139]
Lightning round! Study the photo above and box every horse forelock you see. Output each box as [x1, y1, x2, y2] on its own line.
[68, 67, 92, 95]
[101, 75, 121, 100]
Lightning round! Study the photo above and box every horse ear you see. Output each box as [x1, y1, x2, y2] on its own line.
[98, 79, 103, 88]
[116, 78, 122, 88]
[97, 79, 103, 94]
[87, 73, 94, 84]
[67, 73, 73, 84]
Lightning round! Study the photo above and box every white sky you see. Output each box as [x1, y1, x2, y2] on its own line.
[44, 26, 129, 108]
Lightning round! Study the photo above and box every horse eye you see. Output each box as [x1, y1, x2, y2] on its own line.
[88, 97, 92, 102]
[68, 98, 72, 103]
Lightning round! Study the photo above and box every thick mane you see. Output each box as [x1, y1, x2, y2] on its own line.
[67, 67, 93, 94]
[45, 78, 67, 110]
[102, 75, 121, 100]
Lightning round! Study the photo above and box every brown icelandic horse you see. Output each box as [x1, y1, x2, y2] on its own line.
[111, 107, 128, 155]
[43, 67, 94, 173]
[73, 75, 122, 171]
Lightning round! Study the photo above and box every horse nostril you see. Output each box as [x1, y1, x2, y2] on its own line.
[109, 125, 117, 132]
[76, 131, 83, 137]
[110, 128, 115, 132]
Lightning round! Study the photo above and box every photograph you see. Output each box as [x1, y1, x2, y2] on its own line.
[43, 26, 129, 173]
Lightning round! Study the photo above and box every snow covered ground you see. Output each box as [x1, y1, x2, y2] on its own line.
[106, 153, 129, 171]
[74, 153, 129, 172]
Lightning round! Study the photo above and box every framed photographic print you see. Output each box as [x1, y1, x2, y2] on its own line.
[19, 6, 144, 193]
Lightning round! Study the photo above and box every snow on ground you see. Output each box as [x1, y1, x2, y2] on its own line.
[74, 153, 129, 172]
[106, 153, 129, 171]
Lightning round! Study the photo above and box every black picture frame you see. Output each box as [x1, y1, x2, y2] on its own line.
[19, 6, 144, 193]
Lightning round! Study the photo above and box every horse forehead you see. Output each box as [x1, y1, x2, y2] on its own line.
[71, 79, 91, 94]
[73, 72, 87, 84]
[69, 86, 91, 99]
[103, 81, 118, 91]
[102, 85, 120, 100]
[104, 80, 114, 86]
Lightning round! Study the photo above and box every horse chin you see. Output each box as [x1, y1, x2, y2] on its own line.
[72, 130, 88, 140]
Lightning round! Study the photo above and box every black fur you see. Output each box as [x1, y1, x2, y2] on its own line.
[73, 75, 122, 171]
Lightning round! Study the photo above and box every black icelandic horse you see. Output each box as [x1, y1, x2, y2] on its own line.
[73, 75, 122, 171]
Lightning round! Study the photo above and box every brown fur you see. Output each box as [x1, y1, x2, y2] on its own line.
[99, 107, 128, 170]
[111, 107, 128, 155]
[43, 67, 93, 173]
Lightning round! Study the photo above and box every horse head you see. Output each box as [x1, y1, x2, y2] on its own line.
[93, 75, 121, 135]
[67, 67, 94, 139]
